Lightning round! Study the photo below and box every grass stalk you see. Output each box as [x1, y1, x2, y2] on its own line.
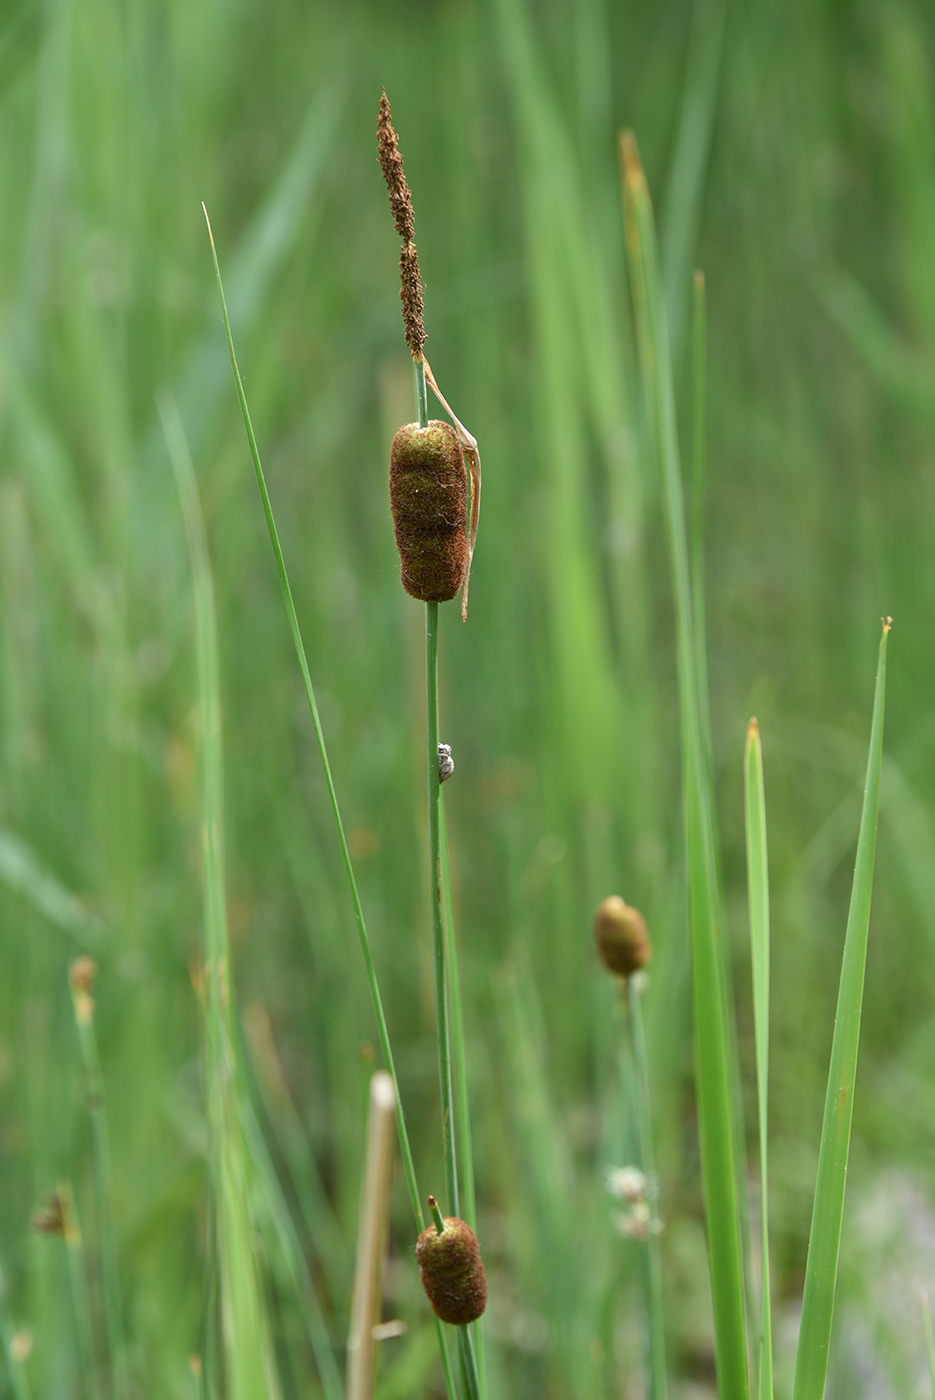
[791, 621, 890, 1400]
[425, 600, 459, 1220]
[744, 720, 773, 1400]
[626, 975, 668, 1400]
[620, 131, 750, 1400]
[68, 969, 130, 1400]
[440, 803, 487, 1400]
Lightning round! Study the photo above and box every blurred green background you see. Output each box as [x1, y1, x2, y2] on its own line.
[2, 0, 934, 1395]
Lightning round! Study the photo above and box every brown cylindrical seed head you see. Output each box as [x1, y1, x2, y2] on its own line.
[415, 1216, 488, 1325]
[389, 421, 467, 602]
[594, 896, 651, 978]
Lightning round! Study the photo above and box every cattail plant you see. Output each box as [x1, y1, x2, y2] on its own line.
[377, 90, 485, 1400]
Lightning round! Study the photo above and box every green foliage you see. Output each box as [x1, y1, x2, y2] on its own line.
[0, 0, 932, 1395]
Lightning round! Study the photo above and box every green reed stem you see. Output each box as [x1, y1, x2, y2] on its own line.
[415, 357, 429, 430]
[440, 802, 487, 1400]
[426, 602, 459, 1220]
[627, 976, 668, 1400]
[421, 354, 480, 1400]
[440, 804, 475, 1227]
[744, 720, 774, 1400]
[70, 994, 129, 1400]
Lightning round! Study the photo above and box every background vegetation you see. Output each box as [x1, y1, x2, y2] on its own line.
[1, 0, 934, 1395]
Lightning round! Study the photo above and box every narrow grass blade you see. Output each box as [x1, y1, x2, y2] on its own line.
[620, 132, 750, 1400]
[161, 395, 282, 1400]
[202, 212, 459, 1399]
[744, 720, 773, 1400]
[660, 0, 725, 356]
[792, 620, 890, 1400]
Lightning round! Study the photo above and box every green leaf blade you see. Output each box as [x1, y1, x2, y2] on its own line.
[620, 132, 750, 1400]
[792, 621, 890, 1400]
[744, 719, 773, 1400]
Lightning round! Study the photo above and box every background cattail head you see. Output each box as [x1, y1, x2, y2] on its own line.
[389, 420, 467, 602]
[594, 896, 651, 978]
[415, 1215, 488, 1325]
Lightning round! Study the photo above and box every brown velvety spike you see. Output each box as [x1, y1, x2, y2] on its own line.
[389, 421, 467, 602]
[415, 1216, 488, 1325]
[594, 896, 652, 978]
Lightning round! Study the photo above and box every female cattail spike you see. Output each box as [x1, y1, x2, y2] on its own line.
[416, 1199, 488, 1326]
[594, 896, 651, 979]
[389, 420, 467, 602]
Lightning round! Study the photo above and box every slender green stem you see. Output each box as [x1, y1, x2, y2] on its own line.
[71, 1000, 130, 1400]
[440, 802, 487, 1400]
[456, 1327, 482, 1400]
[415, 356, 429, 429]
[627, 976, 668, 1400]
[440, 803, 476, 1227]
[744, 720, 774, 1400]
[202, 205, 426, 1232]
[428, 1196, 447, 1234]
[426, 602, 459, 1221]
